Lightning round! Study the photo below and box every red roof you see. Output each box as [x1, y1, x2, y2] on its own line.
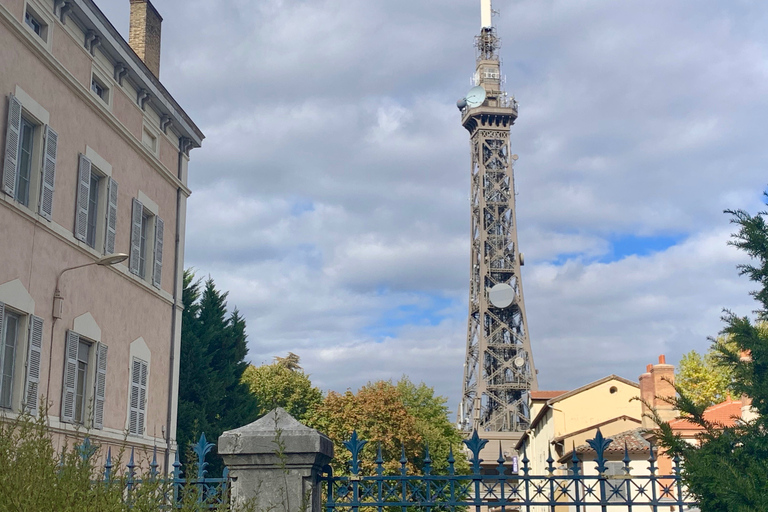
[530, 390, 568, 400]
[668, 398, 743, 431]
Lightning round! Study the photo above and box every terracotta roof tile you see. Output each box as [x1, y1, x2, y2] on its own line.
[668, 398, 742, 431]
[574, 428, 651, 454]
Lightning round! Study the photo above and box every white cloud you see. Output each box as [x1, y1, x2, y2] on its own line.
[97, 0, 768, 410]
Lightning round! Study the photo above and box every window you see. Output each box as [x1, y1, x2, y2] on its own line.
[23, 6, 47, 41]
[128, 358, 148, 435]
[605, 461, 628, 502]
[90, 75, 109, 104]
[74, 154, 119, 253]
[0, 301, 43, 415]
[2, 94, 58, 219]
[0, 311, 19, 408]
[85, 173, 100, 247]
[24, 11, 41, 35]
[138, 212, 149, 278]
[61, 331, 107, 428]
[73, 340, 90, 424]
[129, 197, 164, 288]
[15, 118, 34, 206]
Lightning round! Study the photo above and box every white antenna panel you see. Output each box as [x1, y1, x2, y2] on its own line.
[481, 0, 493, 28]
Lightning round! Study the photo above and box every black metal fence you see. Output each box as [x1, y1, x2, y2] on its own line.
[321, 429, 700, 511]
[75, 433, 228, 509]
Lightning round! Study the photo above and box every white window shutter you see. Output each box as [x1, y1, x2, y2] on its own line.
[74, 154, 92, 241]
[61, 331, 79, 423]
[93, 343, 107, 430]
[24, 315, 44, 416]
[104, 178, 119, 254]
[129, 198, 143, 275]
[152, 216, 164, 288]
[38, 126, 58, 220]
[2, 95, 22, 197]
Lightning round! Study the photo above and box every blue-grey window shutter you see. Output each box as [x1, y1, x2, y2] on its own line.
[74, 154, 91, 241]
[24, 315, 44, 415]
[104, 178, 119, 254]
[129, 198, 143, 274]
[129, 357, 148, 435]
[152, 216, 163, 288]
[61, 331, 79, 423]
[39, 126, 58, 220]
[93, 343, 107, 430]
[3, 95, 22, 197]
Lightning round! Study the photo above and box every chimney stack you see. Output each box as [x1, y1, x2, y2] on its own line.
[129, 0, 162, 78]
[639, 355, 677, 427]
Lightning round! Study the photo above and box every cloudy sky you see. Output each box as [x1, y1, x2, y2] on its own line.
[99, 0, 767, 413]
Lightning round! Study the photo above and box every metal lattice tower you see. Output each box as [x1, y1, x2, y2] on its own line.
[457, 1, 538, 435]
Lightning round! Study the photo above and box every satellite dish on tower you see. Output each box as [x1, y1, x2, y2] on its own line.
[465, 86, 487, 108]
[488, 283, 515, 308]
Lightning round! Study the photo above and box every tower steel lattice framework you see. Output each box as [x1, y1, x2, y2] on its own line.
[458, 5, 538, 434]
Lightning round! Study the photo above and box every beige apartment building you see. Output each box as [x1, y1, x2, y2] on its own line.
[0, 0, 203, 469]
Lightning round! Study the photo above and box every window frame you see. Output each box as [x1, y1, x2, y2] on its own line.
[3, 93, 56, 219]
[23, 3, 49, 43]
[61, 330, 107, 429]
[0, 310, 21, 410]
[0, 300, 43, 415]
[129, 195, 164, 288]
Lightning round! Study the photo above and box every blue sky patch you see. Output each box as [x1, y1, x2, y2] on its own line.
[603, 233, 684, 263]
[363, 294, 457, 339]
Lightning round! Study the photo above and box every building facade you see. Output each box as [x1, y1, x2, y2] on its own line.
[0, 0, 203, 469]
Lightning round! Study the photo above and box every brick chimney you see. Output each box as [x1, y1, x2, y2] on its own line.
[640, 355, 677, 427]
[129, 0, 162, 77]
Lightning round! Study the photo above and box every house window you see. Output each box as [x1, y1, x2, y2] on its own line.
[90, 76, 109, 104]
[61, 331, 107, 428]
[15, 118, 35, 206]
[129, 358, 148, 435]
[85, 173, 101, 248]
[74, 154, 119, 254]
[130, 197, 164, 288]
[3, 94, 58, 220]
[138, 212, 149, 279]
[24, 12, 41, 34]
[23, 7, 47, 41]
[0, 302, 43, 415]
[0, 311, 20, 409]
[73, 340, 90, 424]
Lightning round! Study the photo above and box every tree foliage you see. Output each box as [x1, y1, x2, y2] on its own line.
[241, 353, 323, 422]
[654, 196, 768, 511]
[307, 378, 467, 476]
[676, 336, 735, 407]
[177, 270, 259, 476]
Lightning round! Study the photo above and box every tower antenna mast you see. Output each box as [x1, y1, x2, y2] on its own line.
[457, 0, 538, 439]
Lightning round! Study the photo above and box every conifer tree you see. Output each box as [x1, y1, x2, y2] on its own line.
[177, 271, 259, 476]
[654, 194, 768, 511]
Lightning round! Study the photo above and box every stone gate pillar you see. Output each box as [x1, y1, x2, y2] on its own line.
[218, 407, 334, 512]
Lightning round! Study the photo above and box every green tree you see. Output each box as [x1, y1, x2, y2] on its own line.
[676, 336, 735, 407]
[654, 196, 768, 511]
[307, 378, 467, 476]
[241, 353, 323, 422]
[177, 270, 259, 476]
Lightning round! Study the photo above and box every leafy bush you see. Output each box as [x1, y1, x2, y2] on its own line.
[0, 409, 242, 511]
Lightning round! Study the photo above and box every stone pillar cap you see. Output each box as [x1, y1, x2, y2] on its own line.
[218, 407, 334, 459]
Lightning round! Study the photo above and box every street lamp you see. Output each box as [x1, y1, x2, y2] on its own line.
[52, 253, 128, 319]
[46, 253, 128, 399]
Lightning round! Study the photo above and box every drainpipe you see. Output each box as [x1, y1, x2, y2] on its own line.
[164, 137, 188, 473]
